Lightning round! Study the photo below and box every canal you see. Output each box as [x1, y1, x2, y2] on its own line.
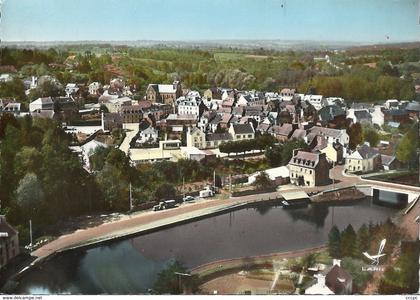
[14, 197, 401, 294]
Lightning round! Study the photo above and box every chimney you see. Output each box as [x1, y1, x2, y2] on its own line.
[333, 259, 341, 267]
[316, 274, 326, 286]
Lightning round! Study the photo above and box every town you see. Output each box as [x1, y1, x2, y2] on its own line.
[0, 44, 419, 296]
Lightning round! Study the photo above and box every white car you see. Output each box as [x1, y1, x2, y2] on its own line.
[183, 196, 195, 202]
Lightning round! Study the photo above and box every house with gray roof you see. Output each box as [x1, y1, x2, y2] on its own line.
[345, 144, 382, 173]
[288, 150, 330, 187]
[229, 124, 255, 141]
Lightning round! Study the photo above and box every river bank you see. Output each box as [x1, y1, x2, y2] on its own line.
[2, 183, 413, 293]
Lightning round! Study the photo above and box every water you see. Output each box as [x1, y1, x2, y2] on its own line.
[15, 198, 400, 294]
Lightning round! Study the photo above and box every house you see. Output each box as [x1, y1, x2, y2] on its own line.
[99, 96, 132, 113]
[347, 109, 372, 125]
[65, 83, 79, 96]
[305, 260, 352, 295]
[89, 82, 102, 95]
[186, 127, 206, 149]
[244, 106, 266, 123]
[165, 114, 197, 133]
[219, 113, 233, 129]
[248, 166, 290, 186]
[308, 126, 349, 147]
[280, 88, 296, 98]
[384, 109, 410, 124]
[209, 114, 223, 133]
[0, 215, 19, 269]
[236, 93, 265, 107]
[146, 81, 182, 105]
[29, 97, 54, 112]
[320, 142, 344, 164]
[268, 123, 296, 142]
[288, 150, 330, 187]
[345, 144, 382, 173]
[303, 95, 327, 110]
[121, 105, 144, 123]
[229, 124, 255, 141]
[371, 106, 385, 127]
[325, 260, 352, 295]
[176, 96, 202, 117]
[380, 154, 400, 171]
[138, 126, 159, 144]
[290, 128, 307, 140]
[0, 99, 21, 115]
[406, 101, 420, 117]
[384, 99, 400, 110]
[206, 132, 232, 149]
[318, 105, 346, 123]
[181, 147, 208, 161]
[305, 274, 334, 295]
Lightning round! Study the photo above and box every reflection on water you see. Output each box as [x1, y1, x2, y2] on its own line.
[15, 197, 400, 294]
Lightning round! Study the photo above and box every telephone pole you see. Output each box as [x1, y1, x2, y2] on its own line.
[29, 219, 33, 252]
[129, 182, 133, 211]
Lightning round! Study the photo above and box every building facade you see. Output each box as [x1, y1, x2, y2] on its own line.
[288, 150, 330, 187]
[0, 215, 19, 269]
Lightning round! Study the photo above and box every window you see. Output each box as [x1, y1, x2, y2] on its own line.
[309, 170, 312, 174]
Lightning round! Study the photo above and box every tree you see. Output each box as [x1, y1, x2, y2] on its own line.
[16, 173, 44, 219]
[348, 123, 363, 150]
[356, 224, 370, 258]
[328, 226, 341, 258]
[280, 139, 308, 165]
[265, 145, 282, 167]
[301, 253, 318, 271]
[342, 257, 372, 293]
[154, 183, 176, 200]
[340, 224, 357, 258]
[253, 171, 274, 191]
[396, 124, 418, 167]
[363, 127, 379, 147]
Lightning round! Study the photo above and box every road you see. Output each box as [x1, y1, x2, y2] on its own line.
[31, 166, 420, 261]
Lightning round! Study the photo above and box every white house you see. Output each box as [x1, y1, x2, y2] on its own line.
[236, 93, 265, 107]
[89, 82, 102, 95]
[138, 126, 159, 144]
[303, 95, 327, 110]
[371, 105, 385, 127]
[176, 96, 201, 116]
[248, 166, 290, 185]
[29, 97, 54, 112]
[308, 126, 349, 147]
[65, 83, 79, 96]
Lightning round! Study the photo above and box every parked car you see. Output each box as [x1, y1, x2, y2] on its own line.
[183, 195, 195, 202]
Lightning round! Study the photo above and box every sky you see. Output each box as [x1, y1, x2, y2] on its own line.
[1, 0, 419, 43]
